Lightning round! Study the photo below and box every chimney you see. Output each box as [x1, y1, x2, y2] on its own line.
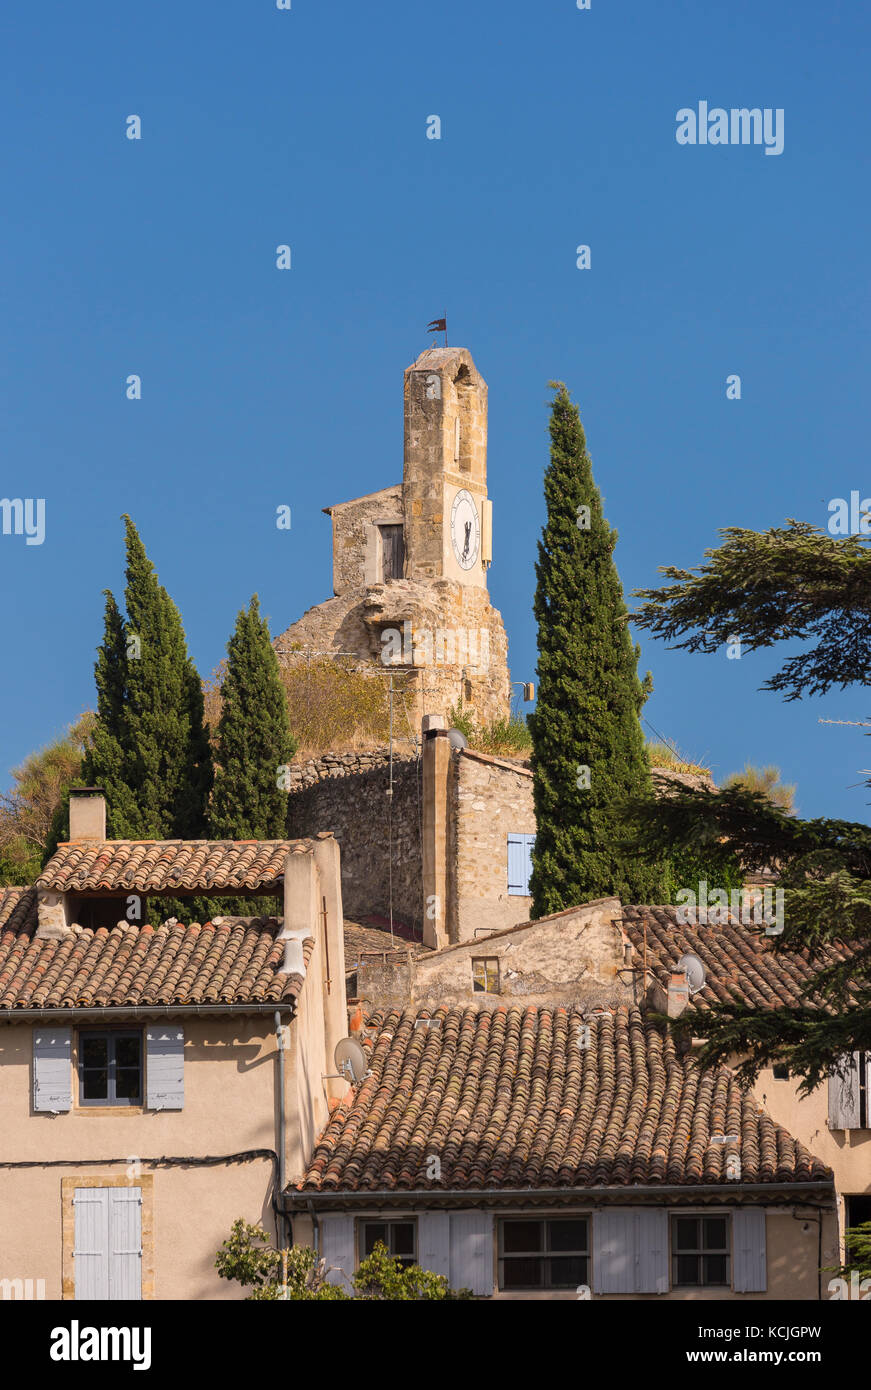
[667, 969, 690, 1018]
[68, 787, 106, 842]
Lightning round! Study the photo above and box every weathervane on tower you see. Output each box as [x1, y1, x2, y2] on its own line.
[426, 315, 448, 347]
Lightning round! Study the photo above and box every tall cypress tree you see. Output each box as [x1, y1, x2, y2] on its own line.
[210, 595, 297, 839]
[528, 384, 662, 916]
[83, 516, 212, 839]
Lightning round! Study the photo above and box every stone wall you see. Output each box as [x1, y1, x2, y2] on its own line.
[450, 748, 535, 942]
[286, 750, 423, 927]
[327, 485, 403, 596]
[357, 898, 631, 1010]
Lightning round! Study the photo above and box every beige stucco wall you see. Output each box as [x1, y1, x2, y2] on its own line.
[451, 750, 535, 942]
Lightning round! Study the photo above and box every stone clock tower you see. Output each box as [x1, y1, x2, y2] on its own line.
[403, 346, 493, 588]
[275, 344, 511, 731]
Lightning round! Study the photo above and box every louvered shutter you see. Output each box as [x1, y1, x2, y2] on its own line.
[320, 1216, 355, 1292]
[733, 1208, 767, 1293]
[108, 1188, 142, 1300]
[507, 835, 526, 894]
[828, 1052, 861, 1130]
[636, 1209, 669, 1294]
[449, 1211, 493, 1295]
[418, 1212, 450, 1279]
[593, 1210, 635, 1293]
[146, 1027, 184, 1110]
[73, 1188, 110, 1300]
[33, 1027, 72, 1112]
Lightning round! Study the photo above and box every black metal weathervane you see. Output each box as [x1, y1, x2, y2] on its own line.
[426, 315, 448, 347]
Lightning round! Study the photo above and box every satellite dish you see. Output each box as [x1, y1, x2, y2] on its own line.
[677, 952, 706, 995]
[446, 728, 468, 750]
[334, 1037, 368, 1085]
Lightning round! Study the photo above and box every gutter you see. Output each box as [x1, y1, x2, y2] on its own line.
[286, 1181, 836, 1210]
[0, 1003, 298, 1023]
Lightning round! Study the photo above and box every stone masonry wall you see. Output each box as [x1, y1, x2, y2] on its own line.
[450, 749, 536, 943]
[286, 750, 422, 927]
[329, 486, 403, 596]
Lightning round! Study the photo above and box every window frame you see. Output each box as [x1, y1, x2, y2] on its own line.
[497, 1216, 589, 1291]
[471, 957, 500, 994]
[358, 1217, 418, 1269]
[77, 1029, 144, 1108]
[671, 1213, 731, 1288]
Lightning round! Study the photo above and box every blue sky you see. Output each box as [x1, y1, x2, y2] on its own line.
[1, 0, 869, 820]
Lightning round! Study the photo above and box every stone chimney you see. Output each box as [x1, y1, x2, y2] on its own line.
[68, 787, 106, 842]
[667, 969, 690, 1018]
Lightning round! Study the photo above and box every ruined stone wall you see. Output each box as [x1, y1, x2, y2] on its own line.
[286, 751, 423, 927]
[450, 749, 536, 943]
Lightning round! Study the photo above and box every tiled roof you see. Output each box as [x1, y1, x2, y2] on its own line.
[297, 1004, 830, 1195]
[622, 905, 863, 1012]
[343, 917, 429, 976]
[0, 915, 308, 1011]
[0, 885, 37, 933]
[38, 841, 302, 894]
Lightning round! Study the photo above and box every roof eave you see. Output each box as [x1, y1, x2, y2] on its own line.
[0, 1001, 299, 1024]
[287, 1180, 835, 1210]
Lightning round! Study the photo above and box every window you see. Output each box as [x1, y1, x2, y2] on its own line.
[498, 1218, 588, 1290]
[672, 1215, 730, 1287]
[845, 1195, 871, 1231]
[507, 833, 535, 896]
[773, 1064, 789, 1080]
[472, 958, 500, 993]
[78, 1031, 143, 1107]
[359, 1219, 416, 1268]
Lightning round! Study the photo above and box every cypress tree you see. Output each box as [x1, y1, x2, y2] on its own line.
[83, 516, 212, 839]
[528, 384, 662, 916]
[210, 595, 297, 839]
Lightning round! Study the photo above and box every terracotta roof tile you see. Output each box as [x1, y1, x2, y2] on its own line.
[622, 905, 864, 1012]
[37, 840, 303, 895]
[297, 1004, 830, 1194]
[0, 914, 308, 1011]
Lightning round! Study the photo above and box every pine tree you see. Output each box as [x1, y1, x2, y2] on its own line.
[210, 595, 297, 839]
[528, 383, 662, 915]
[82, 516, 212, 839]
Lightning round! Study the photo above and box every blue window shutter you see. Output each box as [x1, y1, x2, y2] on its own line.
[508, 834, 534, 896]
[73, 1188, 110, 1300]
[146, 1026, 184, 1110]
[636, 1210, 669, 1293]
[108, 1188, 142, 1301]
[321, 1216, 355, 1293]
[593, 1210, 635, 1293]
[733, 1209, 766, 1293]
[33, 1027, 72, 1112]
[449, 1211, 493, 1296]
[418, 1212, 450, 1279]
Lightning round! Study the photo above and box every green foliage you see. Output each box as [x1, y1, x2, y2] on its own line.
[723, 763, 796, 814]
[82, 516, 213, 840]
[828, 1221, 871, 1281]
[215, 1221, 470, 1300]
[278, 653, 408, 756]
[448, 700, 532, 756]
[0, 713, 96, 877]
[210, 596, 297, 839]
[645, 741, 710, 776]
[528, 383, 663, 915]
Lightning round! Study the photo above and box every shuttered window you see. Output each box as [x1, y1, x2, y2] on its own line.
[73, 1187, 142, 1301]
[499, 1217, 588, 1290]
[672, 1215, 730, 1287]
[732, 1209, 767, 1293]
[592, 1209, 668, 1294]
[507, 833, 535, 896]
[449, 1212, 493, 1296]
[33, 1027, 72, 1112]
[78, 1031, 142, 1106]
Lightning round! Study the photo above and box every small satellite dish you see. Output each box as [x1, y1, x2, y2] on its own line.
[677, 952, 706, 995]
[334, 1037, 368, 1085]
[446, 728, 468, 750]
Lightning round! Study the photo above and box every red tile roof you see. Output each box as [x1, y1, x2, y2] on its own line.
[622, 905, 864, 1012]
[297, 1004, 830, 1195]
[0, 915, 309, 1012]
[38, 840, 303, 895]
[0, 885, 37, 933]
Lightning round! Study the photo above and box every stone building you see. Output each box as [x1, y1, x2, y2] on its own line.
[274, 346, 511, 731]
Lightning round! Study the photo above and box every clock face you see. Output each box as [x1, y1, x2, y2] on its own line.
[450, 489, 480, 570]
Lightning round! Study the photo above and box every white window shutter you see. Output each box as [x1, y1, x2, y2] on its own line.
[321, 1216, 355, 1293]
[636, 1209, 669, 1293]
[593, 1210, 636, 1293]
[733, 1208, 766, 1292]
[828, 1052, 861, 1130]
[108, 1188, 143, 1301]
[146, 1026, 184, 1110]
[418, 1212, 450, 1279]
[73, 1188, 110, 1300]
[449, 1211, 493, 1296]
[507, 835, 526, 895]
[33, 1026, 72, 1112]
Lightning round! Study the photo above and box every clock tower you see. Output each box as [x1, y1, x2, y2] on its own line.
[403, 346, 493, 587]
